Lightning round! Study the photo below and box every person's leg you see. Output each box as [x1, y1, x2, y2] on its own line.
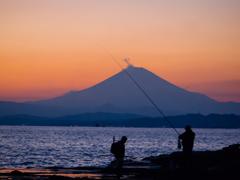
[184, 149, 192, 168]
[116, 158, 123, 179]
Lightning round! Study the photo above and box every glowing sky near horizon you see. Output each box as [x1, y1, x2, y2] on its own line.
[0, 0, 240, 102]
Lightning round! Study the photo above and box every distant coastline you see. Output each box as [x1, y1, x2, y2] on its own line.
[0, 113, 239, 128]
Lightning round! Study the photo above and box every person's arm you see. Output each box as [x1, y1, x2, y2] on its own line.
[178, 132, 185, 139]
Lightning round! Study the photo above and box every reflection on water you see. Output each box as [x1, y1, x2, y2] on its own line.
[0, 126, 239, 168]
[0, 168, 102, 179]
[35, 174, 102, 178]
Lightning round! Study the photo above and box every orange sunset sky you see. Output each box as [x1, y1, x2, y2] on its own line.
[0, 0, 240, 102]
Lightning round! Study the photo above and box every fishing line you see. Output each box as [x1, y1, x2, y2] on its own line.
[98, 44, 179, 135]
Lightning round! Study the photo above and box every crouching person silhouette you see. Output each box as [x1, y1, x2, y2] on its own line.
[111, 136, 127, 179]
[178, 125, 195, 168]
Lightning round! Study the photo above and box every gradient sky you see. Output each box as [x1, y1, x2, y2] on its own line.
[0, 0, 240, 102]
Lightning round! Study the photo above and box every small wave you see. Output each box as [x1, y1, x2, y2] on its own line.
[20, 162, 35, 165]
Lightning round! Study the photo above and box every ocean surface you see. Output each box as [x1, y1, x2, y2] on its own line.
[0, 126, 239, 168]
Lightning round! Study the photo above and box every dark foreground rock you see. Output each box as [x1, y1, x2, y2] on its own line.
[140, 143, 240, 180]
[0, 144, 239, 180]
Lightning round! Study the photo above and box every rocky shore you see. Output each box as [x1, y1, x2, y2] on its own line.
[0, 144, 239, 180]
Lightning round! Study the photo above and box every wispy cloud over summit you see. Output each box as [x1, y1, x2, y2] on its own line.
[124, 58, 134, 69]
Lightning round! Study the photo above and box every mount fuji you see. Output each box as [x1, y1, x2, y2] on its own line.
[23, 65, 239, 116]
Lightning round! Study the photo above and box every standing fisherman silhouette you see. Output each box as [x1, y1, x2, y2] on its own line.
[178, 125, 195, 168]
[110, 136, 127, 179]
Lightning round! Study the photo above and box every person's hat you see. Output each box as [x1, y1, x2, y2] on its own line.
[121, 136, 127, 141]
[185, 125, 191, 130]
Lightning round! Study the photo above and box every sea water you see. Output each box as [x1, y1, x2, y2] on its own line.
[0, 126, 239, 168]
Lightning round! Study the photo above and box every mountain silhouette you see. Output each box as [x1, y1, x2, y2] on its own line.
[26, 65, 239, 116]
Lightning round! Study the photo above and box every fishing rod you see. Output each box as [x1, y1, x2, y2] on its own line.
[98, 44, 179, 135]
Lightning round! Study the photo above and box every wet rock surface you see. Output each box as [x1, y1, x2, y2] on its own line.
[139, 143, 240, 180]
[0, 144, 239, 179]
